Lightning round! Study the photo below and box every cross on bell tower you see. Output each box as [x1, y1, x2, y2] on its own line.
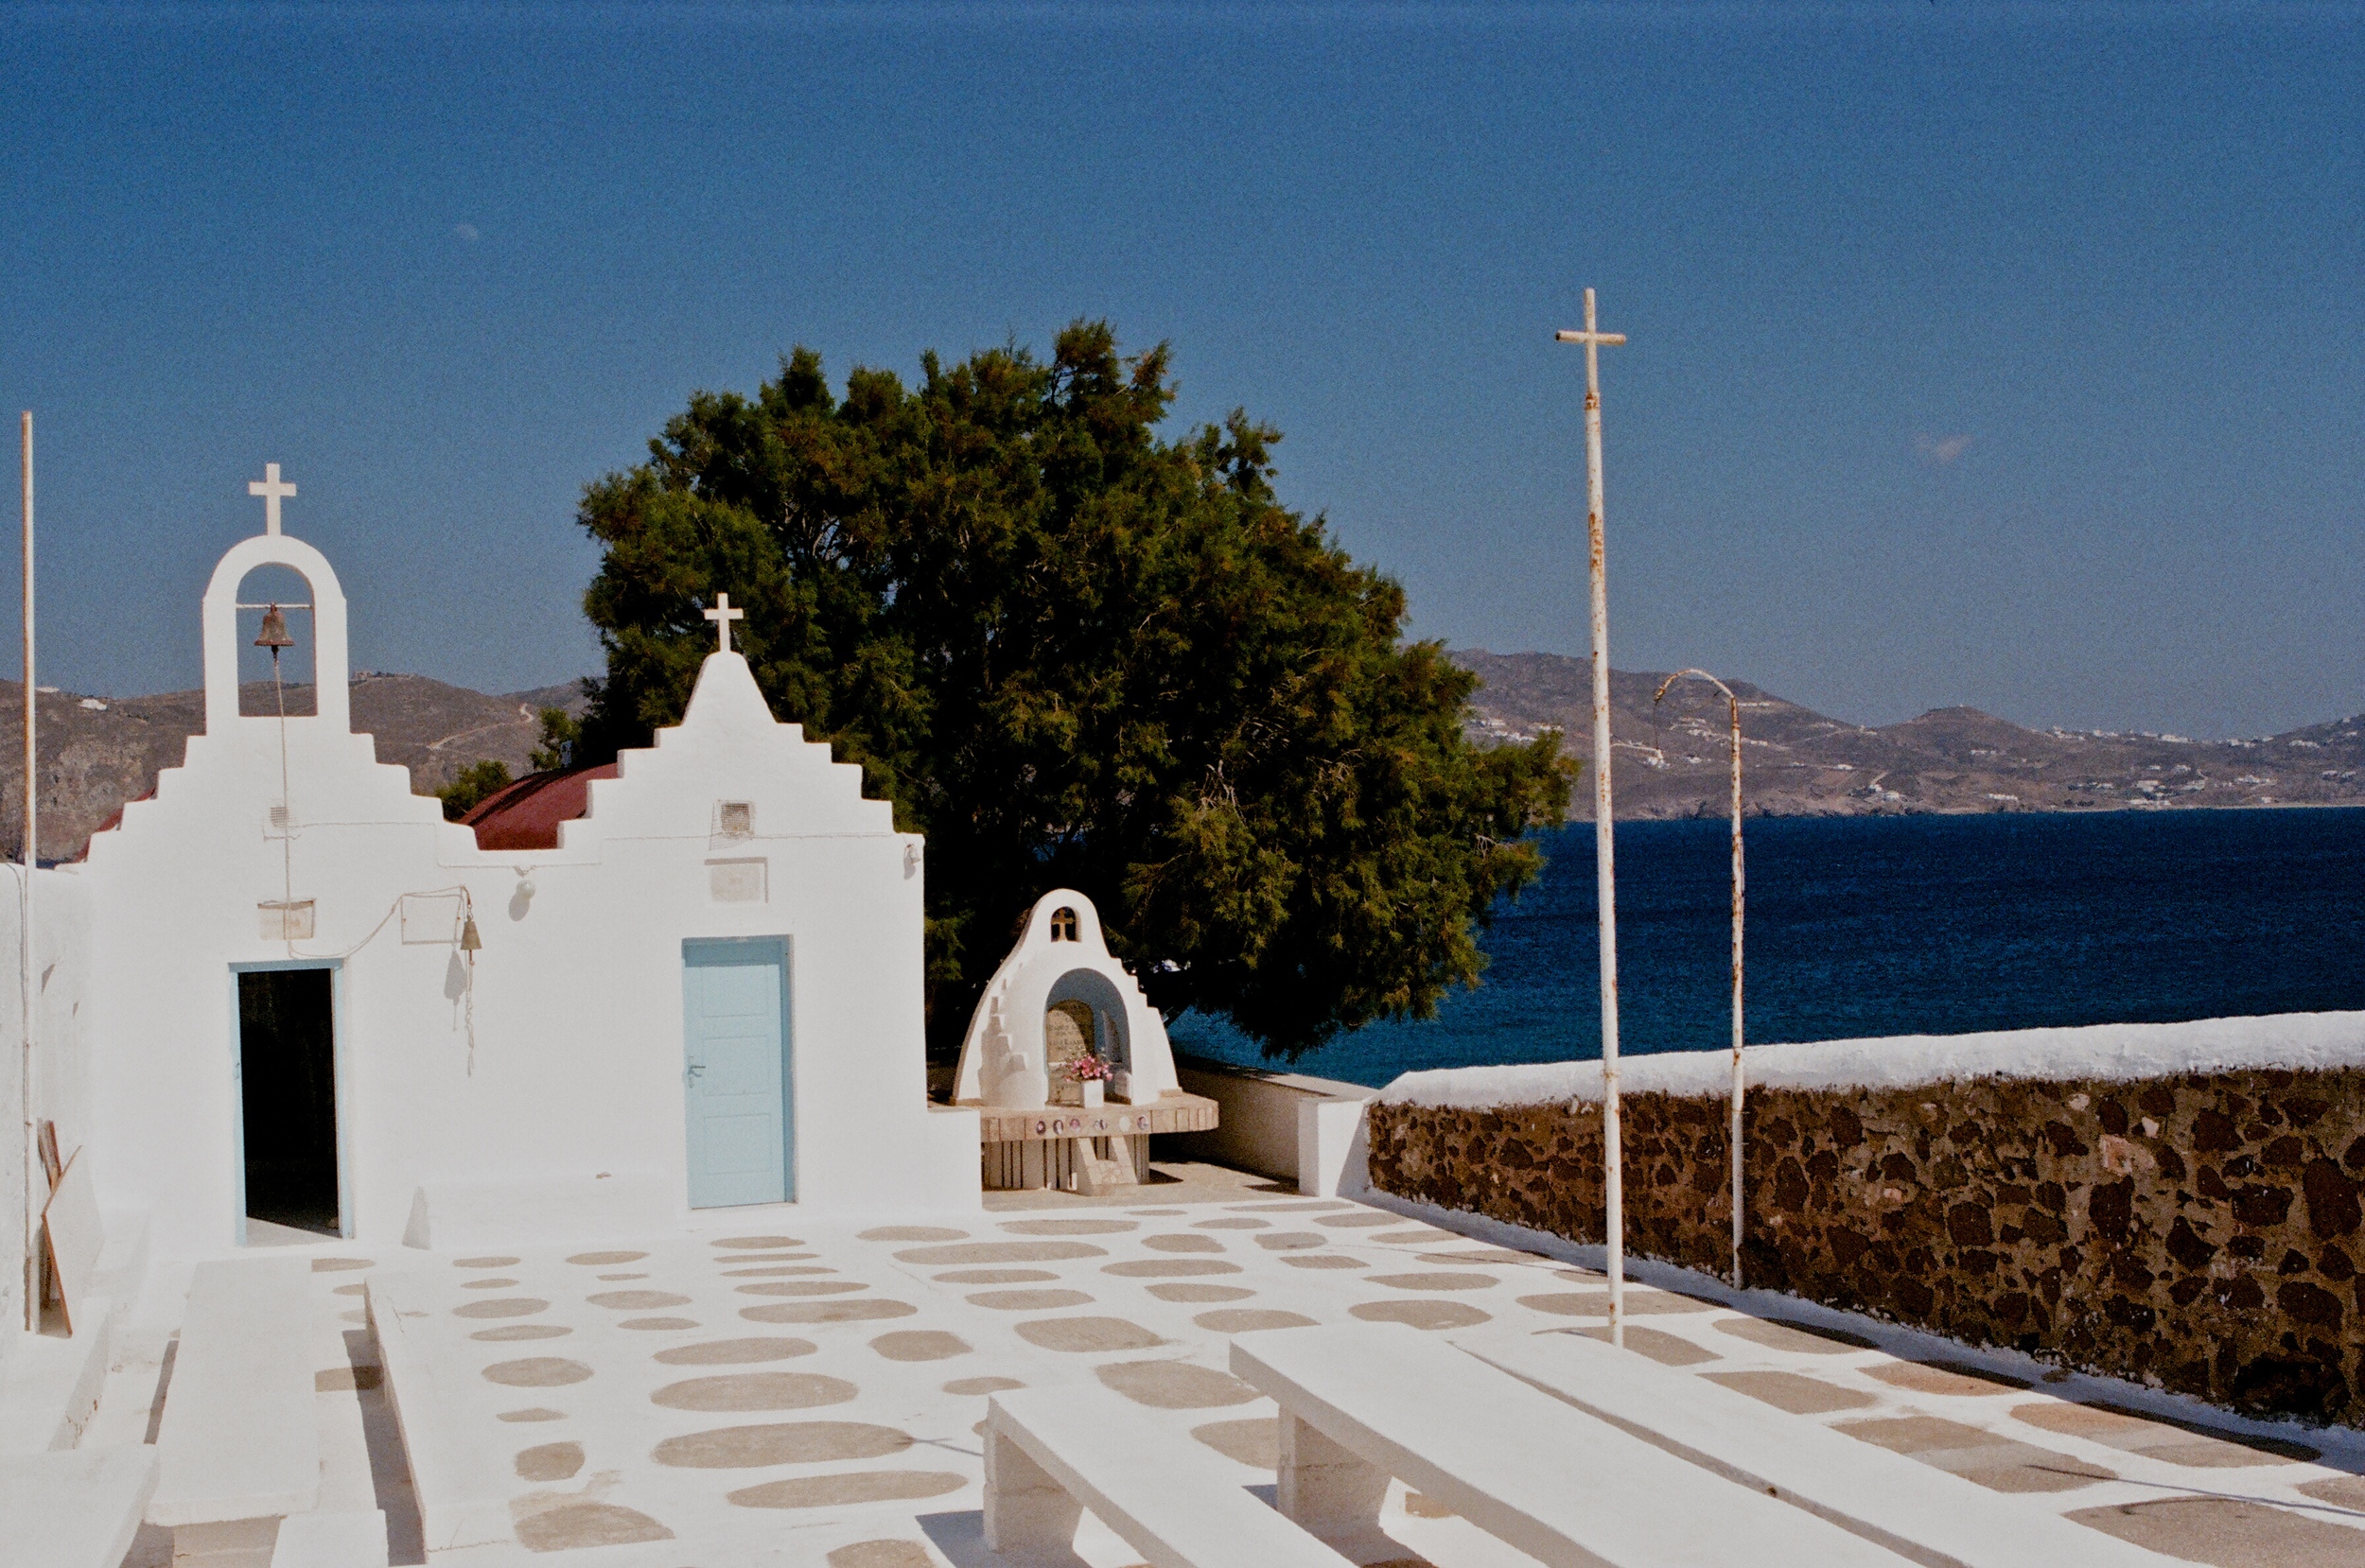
[248, 462, 297, 535]
[703, 592, 745, 653]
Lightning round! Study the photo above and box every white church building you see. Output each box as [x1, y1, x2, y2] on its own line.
[55, 479, 1007, 1262]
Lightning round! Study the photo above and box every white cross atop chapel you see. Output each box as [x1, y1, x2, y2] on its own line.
[248, 462, 297, 535]
[703, 592, 745, 653]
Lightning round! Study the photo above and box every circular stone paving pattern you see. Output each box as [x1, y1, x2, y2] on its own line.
[1253, 1233, 1323, 1251]
[944, 1376, 1024, 1396]
[473, 1325, 571, 1342]
[621, 1316, 699, 1331]
[589, 1291, 693, 1310]
[968, 1289, 1093, 1311]
[726, 1472, 963, 1509]
[652, 1371, 859, 1411]
[1104, 1260, 1240, 1278]
[456, 1256, 519, 1268]
[455, 1298, 551, 1320]
[828, 1542, 935, 1568]
[934, 1268, 1056, 1285]
[1515, 1292, 1708, 1317]
[869, 1331, 971, 1362]
[313, 1258, 373, 1272]
[655, 1420, 912, 1469]
[483, 1358, 594, 1387]
[1364, 1273, 1497, 1292]
[1095, 1361, 1259, 1409]
[999, 1219, 1136, 1236]
[1349, 1300, 1490, 1331]
[712, 1235, 803, 1249]
[568, 1250, 648, 1265]
[857, 1226, 965, 1242]
[1281, 1256, 1366, 1270]
[1195, 1309, 1316, 1333]
[1313, 1212, 1396, 1228]
[1015, 1316, 1165, 1353]
[514, 1503, 671, 1551]
[744, 1300, 917, 1325]
[1192, 1418, 1278, 1469]
[1147, 1283, 1253, 1303]
[1143, 1234, 1223, 1254]
[736, 1281, 866, 1297]
[515, 1441, 585, 1481]
[462, 1278, 519, 1290]
[1192, 1218, 1268, 1230]
[895, 1241, 1105, 1266]
[496, 1407, 567, 1422]
[655, 1337, 815, 1366]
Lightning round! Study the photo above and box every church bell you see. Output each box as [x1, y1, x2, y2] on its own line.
[253, 604, 295, 650]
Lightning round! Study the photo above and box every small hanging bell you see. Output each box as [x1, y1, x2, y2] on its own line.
[459, 915, 482, 953]
[254, 604, 295, 650]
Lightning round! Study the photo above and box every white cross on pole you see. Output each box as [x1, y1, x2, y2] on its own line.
[248, 462, 296, 536]
[1555, 288, 1628, 1347]
[703, 592, 745, 653]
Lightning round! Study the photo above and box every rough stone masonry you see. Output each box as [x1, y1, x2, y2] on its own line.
[1369, 1063, 2365, 1424]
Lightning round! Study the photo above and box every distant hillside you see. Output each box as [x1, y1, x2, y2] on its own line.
[1449, 650, 2365, 820]
[0, 655, 2354, 857]
[0, 674, 592, 861]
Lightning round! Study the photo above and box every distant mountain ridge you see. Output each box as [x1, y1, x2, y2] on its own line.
[0, 655, 2355, 858]
[1448, 649, 2365, 820]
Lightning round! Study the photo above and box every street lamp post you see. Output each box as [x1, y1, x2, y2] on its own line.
[1654, 668, 1747, 1288]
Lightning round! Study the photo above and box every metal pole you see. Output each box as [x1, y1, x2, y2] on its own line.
[1557, 290, 1626, 1345]
[18, 412, 33, 1333]
[1655, 669, 1746, 1288]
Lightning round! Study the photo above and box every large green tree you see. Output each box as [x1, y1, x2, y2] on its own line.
[577, 322, 1569, 1059]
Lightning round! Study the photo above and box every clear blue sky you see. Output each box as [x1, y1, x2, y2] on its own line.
[3, 2, 2357, 737]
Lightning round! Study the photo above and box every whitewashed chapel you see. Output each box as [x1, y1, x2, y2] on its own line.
[41, 469, 1164, 1261]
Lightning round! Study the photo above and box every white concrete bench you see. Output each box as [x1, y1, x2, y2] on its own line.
[1230, 1324, 1916, 1568]
[149, 1257, 322, 1567]
[270, 1509, 388, 1568]
[0, 1445, 159, 1568]
[986, 1384, 1358, 1568]
[1459, 1329, 2181, 1567]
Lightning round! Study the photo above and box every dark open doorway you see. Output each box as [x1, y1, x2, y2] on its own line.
[237, 967, 340, 1238]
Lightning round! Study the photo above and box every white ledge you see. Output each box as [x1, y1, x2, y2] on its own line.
[1373, 1010, 2365, 1110]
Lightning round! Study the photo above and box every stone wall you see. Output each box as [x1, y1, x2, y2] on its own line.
[1367, 1066, 2365, 1424]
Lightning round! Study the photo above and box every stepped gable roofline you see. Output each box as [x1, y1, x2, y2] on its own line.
[460, 763, 619, 851]
[460, 650, 894, 851]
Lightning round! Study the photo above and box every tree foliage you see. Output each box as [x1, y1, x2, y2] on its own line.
[437, 758, 512, 821]
[576, 322, 1570, 1058]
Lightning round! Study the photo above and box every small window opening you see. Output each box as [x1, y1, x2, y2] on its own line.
[1049, 907, 1079, 942]
[716, 801, 754, 838]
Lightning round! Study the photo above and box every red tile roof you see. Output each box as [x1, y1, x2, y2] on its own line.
[461, 763, 618, 851]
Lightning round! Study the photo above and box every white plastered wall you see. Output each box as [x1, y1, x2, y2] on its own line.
[950, 889, 1179, 1109]
[2, 869, 93, 1350]
[76, 529, 976, 1261]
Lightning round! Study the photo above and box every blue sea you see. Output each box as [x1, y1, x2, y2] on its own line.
[1167, 807, 2365, 1089]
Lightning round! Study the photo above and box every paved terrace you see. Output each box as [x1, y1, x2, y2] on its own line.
[94, 1164, 2365, 1567]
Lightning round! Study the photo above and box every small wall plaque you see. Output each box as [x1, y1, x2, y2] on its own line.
[708, 858, 766, 904]
[258, 899, 316, 940]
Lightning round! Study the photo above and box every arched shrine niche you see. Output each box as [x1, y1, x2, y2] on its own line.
[951, 889, 1181, 1111]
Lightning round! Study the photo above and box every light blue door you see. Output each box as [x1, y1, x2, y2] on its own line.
[683, 939, 792, 1208]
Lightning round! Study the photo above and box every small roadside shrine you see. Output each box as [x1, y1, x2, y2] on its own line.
[949, 890, 1217, 1193]
[66, 472, 980, 1258]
